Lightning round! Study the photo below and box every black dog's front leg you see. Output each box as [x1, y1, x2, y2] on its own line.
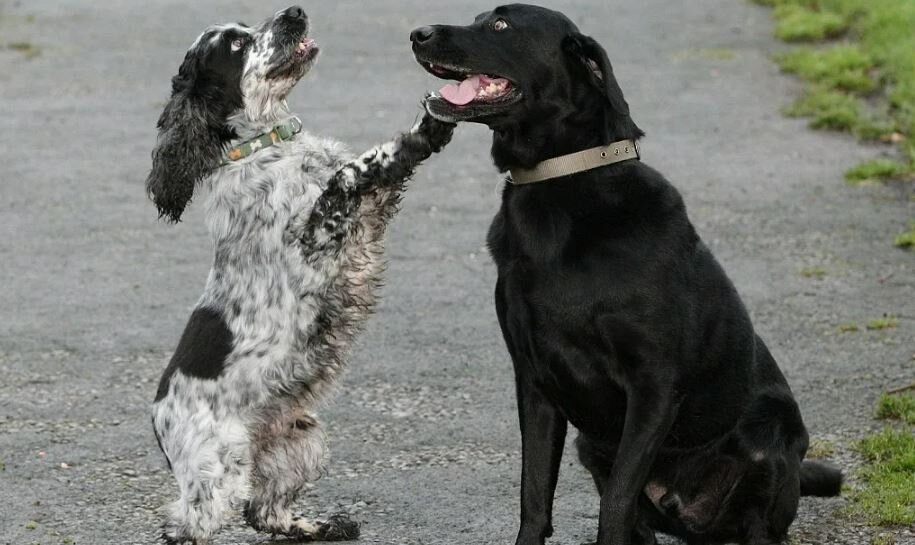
[597, 385, 679, 545]
[515, 377, 568, 545]
[497, 277, 568, 545]
[297, 113, 454, 261]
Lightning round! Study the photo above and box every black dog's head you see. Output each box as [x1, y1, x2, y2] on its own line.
[411, 4, 642, 169]
[147, 6, 318, 222]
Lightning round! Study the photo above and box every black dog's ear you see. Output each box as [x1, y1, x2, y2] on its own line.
[146, 76, 228, 223]
[563, 33, 631, 117]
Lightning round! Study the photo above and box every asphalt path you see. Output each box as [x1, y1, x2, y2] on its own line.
[0, 1, 912, 544]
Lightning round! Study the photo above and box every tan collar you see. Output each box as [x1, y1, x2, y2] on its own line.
[509, 139, 640, 185]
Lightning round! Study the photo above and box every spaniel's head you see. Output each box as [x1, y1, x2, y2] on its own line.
[147, 6, 318, 222]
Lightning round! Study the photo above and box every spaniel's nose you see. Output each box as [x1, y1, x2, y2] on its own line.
[410, 26, 437, 44]
[283, 6, 306, 21]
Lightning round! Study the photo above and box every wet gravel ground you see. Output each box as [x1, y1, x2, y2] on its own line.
[0, 0, 912, 544]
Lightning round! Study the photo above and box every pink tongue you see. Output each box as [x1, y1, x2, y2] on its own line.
[440, 75, 482, 106]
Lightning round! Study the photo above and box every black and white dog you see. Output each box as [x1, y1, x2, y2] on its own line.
[413, 5, 841, 545]
[148, 6, 453, 544]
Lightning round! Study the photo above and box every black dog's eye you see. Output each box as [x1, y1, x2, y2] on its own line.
[492, 19, 510, 31]
[231, 38, 247, 52]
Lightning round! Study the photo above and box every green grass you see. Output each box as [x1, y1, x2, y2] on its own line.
[799, 266, 828, 278]
[767, 0, 915, 153]
[877, 393, 915, 425]
[5, 41, 41, 59]
[871, 534, 897, 545]
[848, 428, 915, 525]
[775, 45, 875, 92]
[894, 221, 915, 248]
[846, 159, 914, 183]
[759, 0, 915, 244]
[838, 322, 860, 332]
[773, 4, 848, 41]
[784, 87, 860, 130]
[866, 316, 898, 330]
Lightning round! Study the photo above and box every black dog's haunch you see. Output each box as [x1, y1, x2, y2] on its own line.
[413, 5, 841, 545]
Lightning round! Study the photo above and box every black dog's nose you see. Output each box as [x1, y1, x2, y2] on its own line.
[284, 6, 306, 21]
[410, 26, 436, 44]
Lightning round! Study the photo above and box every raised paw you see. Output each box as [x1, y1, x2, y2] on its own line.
[422, 92, 458, 124]
[414, 110, 456, 153]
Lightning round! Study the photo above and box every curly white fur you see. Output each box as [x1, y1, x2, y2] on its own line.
[146, 7, 453, 544]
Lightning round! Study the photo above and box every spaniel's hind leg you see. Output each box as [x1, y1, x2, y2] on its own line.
[244, 409, 359, 541]
[161, 469, 231, 545]
[154, 397, 249, 545]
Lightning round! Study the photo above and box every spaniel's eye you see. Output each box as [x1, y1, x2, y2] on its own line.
[492, 19, 509, 31]
[231, 38, 246, 51]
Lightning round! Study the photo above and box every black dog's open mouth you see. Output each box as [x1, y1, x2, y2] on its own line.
[417, 59, 523, 121]
[267, 36, 319, 80]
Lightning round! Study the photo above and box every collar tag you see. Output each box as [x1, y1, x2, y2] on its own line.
[509, 139, 640, 185]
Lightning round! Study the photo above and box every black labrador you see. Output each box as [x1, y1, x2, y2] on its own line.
[411, 5, 842, 545]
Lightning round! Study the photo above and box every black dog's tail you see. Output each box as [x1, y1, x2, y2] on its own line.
[800, 460, 843, 497]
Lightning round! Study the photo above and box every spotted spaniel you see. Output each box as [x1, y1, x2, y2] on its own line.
[146, 6, 453, 544]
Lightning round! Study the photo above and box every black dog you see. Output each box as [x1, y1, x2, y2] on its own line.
[412, 5, 841, 545]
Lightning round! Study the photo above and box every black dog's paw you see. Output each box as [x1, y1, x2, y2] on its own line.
[578, 521, 656, 545]
[659, 491, 684, 515]
[415, 110, 456, 153]
[315, 513, 361, 541]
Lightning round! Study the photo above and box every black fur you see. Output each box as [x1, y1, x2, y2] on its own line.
[315, 514, 361, 541]
[154, 307, 233, 402]
[412, 5, 841, 545]
[799, 460, 844, 497]
[145, 27, 249, 223]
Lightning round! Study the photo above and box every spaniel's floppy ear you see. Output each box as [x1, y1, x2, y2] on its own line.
[563, 33, 632, 118]
[146, 73, 229, 223]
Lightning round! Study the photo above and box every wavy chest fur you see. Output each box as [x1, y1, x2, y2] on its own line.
[196, 131, 356, 402]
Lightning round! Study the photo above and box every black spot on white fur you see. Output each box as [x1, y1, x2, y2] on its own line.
[155, 308, 233, 402]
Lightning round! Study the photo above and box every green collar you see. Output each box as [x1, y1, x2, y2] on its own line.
[223, 116, 303, 165]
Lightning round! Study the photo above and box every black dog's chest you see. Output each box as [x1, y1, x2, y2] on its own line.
[497, 263, 629, 434]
